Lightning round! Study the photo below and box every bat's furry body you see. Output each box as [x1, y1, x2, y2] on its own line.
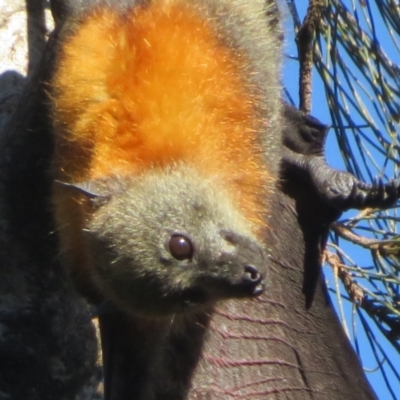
[51, 0, 282, 317]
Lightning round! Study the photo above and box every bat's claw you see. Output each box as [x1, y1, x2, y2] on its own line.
[349, 177, 400, 210]
[309, 165, 400, 211]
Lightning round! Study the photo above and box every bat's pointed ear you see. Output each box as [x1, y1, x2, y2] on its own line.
[50, 0, 77, 27]
[53, 180, 111, 202]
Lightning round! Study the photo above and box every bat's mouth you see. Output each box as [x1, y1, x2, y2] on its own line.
[181, 288, 208, 307]
[178, 270, 265, 311]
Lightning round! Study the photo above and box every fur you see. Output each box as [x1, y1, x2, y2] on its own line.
[50, 0, 282, 314]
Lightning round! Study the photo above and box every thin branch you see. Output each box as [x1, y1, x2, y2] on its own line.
[296, 0, 326, 113]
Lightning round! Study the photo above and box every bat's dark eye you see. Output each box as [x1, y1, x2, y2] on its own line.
[169, 234, 193, 261]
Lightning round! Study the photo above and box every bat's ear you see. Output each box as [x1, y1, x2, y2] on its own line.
[51, 0, 92, 26]
[53, 180, 111, 203]
[50, 0, 74, 27]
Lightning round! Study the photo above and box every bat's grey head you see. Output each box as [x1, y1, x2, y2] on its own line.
[63, 164, 267, 317]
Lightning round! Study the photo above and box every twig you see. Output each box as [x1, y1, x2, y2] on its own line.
[296, 0, 326, 113]
[325, 250, 364, 304]
[331, 222, 397, 250]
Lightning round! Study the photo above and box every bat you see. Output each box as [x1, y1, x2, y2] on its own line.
[50, 0, 282, 317]
[49, 1, 282, 397]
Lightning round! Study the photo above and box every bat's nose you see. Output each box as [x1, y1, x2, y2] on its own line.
[243, 265, 261, 283]
[241, 265, 264, 296]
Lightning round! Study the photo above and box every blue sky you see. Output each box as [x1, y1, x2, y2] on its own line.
[282, 1, 400, 399]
